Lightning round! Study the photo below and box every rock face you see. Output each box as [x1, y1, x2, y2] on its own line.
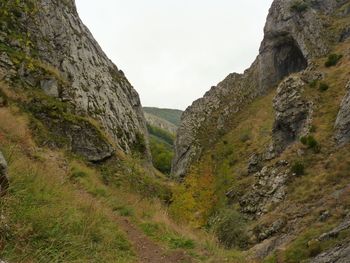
[0, 151, 9, 196]
[173, 0, 346, 177]
[0, 0, 150, 160]
[310, 244, 350, 263]
[239, 161, 290, 217]
[335, 81, 350, 146]
[271, 76, 312, 154]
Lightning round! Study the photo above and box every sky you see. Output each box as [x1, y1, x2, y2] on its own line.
[75, 0, 273, 110]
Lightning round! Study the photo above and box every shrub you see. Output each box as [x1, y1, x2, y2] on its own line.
[132, 132, 147, 154]
[300, 135, 320, 153]
[214, 209, 248, 249]
[309, 80, 318, 89]
[291, 161, 305, 176]
[149, 137, 174, 174]
[290, 1, 309, 12]
[319, 82, 329, 92]
[325, 53, 343, 67]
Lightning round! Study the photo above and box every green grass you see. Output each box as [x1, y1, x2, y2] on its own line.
[140, 222, 195, 250]
[0, 145, 134, 262]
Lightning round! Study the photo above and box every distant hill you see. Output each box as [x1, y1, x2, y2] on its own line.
[143, 107, 183, 126]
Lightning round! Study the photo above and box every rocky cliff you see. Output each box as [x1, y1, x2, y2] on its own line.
[170, 0, 350, 261]
[0, 0, 149, 161]
[173, 0, 349, 177]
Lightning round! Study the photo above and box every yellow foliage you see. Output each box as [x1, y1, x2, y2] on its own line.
[170, 156, 217, 228]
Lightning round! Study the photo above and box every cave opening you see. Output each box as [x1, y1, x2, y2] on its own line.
[274, 38, 308, 80]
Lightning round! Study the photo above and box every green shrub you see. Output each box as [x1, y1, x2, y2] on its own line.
[325, 53, 343, 67]
[214, 209, 248, 249]
[132, 132, 147, 155]
[319, 82, 329, 92]
[309, 80, 318, 89]
[291, 161, 305, 176]
[300, 135, 320, 152]
[149, 137, 174, 174]
[290, 1, 309, 12]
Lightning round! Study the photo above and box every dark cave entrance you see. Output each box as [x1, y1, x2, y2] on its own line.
[274, 38, 308, 80]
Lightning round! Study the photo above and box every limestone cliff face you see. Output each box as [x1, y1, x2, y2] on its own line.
[0, 0, 149, 160]
[173, 0, 348, 177]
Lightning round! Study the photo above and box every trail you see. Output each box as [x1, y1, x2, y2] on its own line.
[77, 188, 193, 263]
[114, 216, 193, 263]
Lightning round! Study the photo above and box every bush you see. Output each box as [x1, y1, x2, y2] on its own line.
[291, 161, 305, 176]
[309, 80, 318, 89]
[290, 1, 308, 12]
[149, 137, 174, 174]
[214, 209, 248, 249]
[300, 135, 320, 153]
[319, 82, 329, 92]
[325, 53, 343, 67]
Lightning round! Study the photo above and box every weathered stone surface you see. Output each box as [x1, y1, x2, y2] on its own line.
[1, 0, 150, 160]
[247, 153, 263, 175]
[29, 99, 115, 162]
[254, 219, 286, 242]
[318, 215, 350, 241]
[335, 81, 350, 146]
[0, 151, 9, 196]
[271, 76, 313, 154]
[239, 161, 290, 217]
[310, 243, 350, 263]
[173, 0, 343, 177]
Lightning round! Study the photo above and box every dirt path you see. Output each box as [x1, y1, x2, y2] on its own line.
[114, 216, 193, 263]
[77, 188, 193, 263]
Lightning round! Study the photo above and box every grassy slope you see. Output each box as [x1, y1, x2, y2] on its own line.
[170, 15, 350, 263]
[143, 107, 183, 126]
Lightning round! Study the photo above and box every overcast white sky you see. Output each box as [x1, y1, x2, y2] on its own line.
[76, 0, 273, 110]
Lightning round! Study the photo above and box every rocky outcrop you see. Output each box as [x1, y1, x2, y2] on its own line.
[144, 113, 177, 135]
[310, 244, 350, 263]
[0, 0, 150, 160]
[239, 161, 290, 217]
[334, 81, 350, 146]
[270, 76, 313, 154]
[173, 0, 346, 177]
[0, 151, 9, 196]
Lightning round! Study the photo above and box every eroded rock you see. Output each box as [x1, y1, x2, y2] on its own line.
[310, 243, 350, 263]
[0, 151, 9, 196]
[271, 76, 313, 154]
[334, 81, 350, 146]
[173, 0, 341, 177]
[0, 0, 150, 159]
[239, 161, 290, 217]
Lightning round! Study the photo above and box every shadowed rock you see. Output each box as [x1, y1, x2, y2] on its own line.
[0, 151, 9, 196]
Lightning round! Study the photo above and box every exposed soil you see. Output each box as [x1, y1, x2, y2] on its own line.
[114, 216, 193, 263]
